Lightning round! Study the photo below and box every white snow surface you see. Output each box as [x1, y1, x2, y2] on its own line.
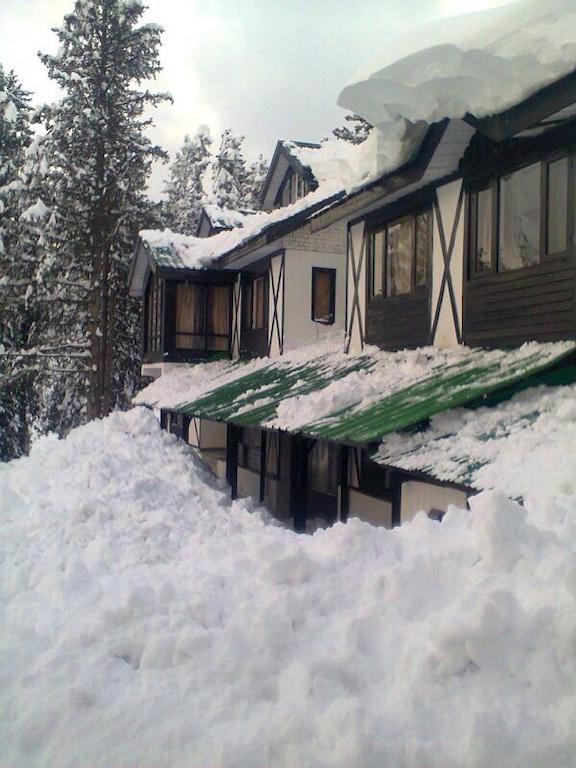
[2, 407, 576, 767]
[339, 0, 576, 127]
[202, 204, 257, 230]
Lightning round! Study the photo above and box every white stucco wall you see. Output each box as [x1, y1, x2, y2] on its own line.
[432, 180, 464, 348]
[346, 222, 366, 354]
[348, 490, 392, 528]
[282, 248, 346, 352]
[188, 418, 226, 451]
[401, 480, 468, 524]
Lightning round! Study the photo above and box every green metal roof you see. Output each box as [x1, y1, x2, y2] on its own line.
[174, 342, 576, 447]
[371, 364, 576, 490]
[146, 242, 189, 270]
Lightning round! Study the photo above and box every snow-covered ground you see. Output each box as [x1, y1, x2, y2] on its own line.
[1, 407, 576, 767]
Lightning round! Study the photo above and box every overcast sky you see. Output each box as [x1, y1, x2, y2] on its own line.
[1, 0, 510, 198]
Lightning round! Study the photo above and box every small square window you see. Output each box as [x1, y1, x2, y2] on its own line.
[311, 267, 336, 324]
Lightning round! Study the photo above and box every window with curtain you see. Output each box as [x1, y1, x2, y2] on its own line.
[265, 431, 280, 478]
[175, 283, 205, 349]
[499, 163, 541, 271]
[308, 441, 338, 496]
[469, 155, 571, 277]
[207, 285, 230, 351]
[252, 276, 266, 329]
[238, 427, 262, 473]
[547, 157, 568, 255]
[145, 276, 162, 352]
[470, 186, 494, 273]
[311, 267, 336, 324]
[368, 210, 432, 299]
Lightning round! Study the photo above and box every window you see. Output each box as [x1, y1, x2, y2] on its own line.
[470, 186, 493, 274]
[242, 274, 267, 331]
[238, 428, 279, 478]
[276, 170, 308, 208]
[172, 282, 231, 352]
[468, 155, 570, 277]
[368, 210, 432, 299]
[311, 267, 336, 324]
[265, 431, 280, 479]
[238, 427, 262, 473]
[547, 157, 568, 255]
[499, 163, 541, 271]
[145, 275, 162, 353]
[349, 448, 393, 498]
[308, 441, 338, 496]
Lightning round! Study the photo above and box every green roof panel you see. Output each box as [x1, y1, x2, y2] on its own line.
[174, 342, 576, 447]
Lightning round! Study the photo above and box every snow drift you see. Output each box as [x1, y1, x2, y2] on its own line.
[1, 408, 576, 767]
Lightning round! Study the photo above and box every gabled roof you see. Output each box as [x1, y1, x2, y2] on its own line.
[259, 140, 321, 210]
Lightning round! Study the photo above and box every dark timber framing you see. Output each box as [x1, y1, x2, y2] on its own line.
[268, 250, 285, 355]
[431, 184, 465, 344]
[462, 121, 576, 347]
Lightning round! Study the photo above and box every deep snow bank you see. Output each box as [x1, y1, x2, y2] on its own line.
[1, 408, 576, 768]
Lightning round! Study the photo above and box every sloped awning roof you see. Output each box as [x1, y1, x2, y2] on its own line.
[371, 364, 576, 492]
[170, 341, 576, 448]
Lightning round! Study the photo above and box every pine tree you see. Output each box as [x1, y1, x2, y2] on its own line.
[210, 128, 251, 210]
[333, 114, 372, 145]
[163, 128, 212, 234]
[245, 153, 269, 210]
[0, 65, 35, 460]
[34, 0, 169, 431]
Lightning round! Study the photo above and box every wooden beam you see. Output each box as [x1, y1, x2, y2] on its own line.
[226, 424, 240, 501]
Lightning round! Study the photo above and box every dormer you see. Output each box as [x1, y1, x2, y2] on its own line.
[196, 204, 257, 238]
[260, 140, 320, 212]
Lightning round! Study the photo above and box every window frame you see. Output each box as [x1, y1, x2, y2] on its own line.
[311, 266, 336, 325]
[367, 208, 432, 300]
[171, 281, 232, 353]
[241, 273, 268, 332]
[467, 152, 574, 280]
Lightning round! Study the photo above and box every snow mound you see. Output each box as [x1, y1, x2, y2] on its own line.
[339, 0, 576, 126]
[1, 408, 576, 767]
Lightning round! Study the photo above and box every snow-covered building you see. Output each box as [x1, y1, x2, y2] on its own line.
[132, 0, 576, 532]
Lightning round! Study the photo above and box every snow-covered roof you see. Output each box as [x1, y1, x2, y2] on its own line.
[339, 0, 576, 127]
[139, 229, 219, 270]
[135, 335, 575, 452]
[200, 204, 258, 232]
[374, 374, 576, 502]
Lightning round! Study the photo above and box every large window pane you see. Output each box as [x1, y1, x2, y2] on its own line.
[386, 218, 413, 296]
[370, 230, 384, 298]
[499, 164, 541, 271]
[473, 187, 493, 272]
[252, 276, 266, 329]
[415, 212, 431, 286]
[547, 157, 568, 255]
[207, 285, 230, 350]
[312, 269, 335, 323]
[308, 441, 338, 496]
[175, 284, 205, 350]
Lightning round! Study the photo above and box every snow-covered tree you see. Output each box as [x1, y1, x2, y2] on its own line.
[163, 128, 212, 234]
[245, 153, 269, 210]
[333, 114, 372, 145]
[0, 65, 36, 460]
[210, 128, 251, 209]
[31, 0, 169, 431]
